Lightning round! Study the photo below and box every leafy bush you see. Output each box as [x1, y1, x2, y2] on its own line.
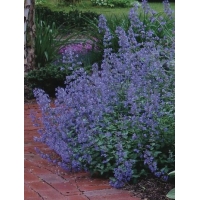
[25, 64, 67, 98]
[58, 0, 81, 6]
[32, 1, 175, 188]
[138, 0, 175, 2]
[90, 0, 136, 8]
[111, 0, 136, 7]
[35, 0, 47, 5]
[90, 0, 111, 7]
[35, 5, 100, 32]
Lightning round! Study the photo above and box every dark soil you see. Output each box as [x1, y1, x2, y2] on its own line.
[123, 176, 175, 200]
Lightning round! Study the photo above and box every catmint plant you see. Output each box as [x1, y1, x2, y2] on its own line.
[32, 0, 175, 188]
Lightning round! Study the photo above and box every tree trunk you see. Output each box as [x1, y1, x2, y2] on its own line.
[24, 0, 36, 74]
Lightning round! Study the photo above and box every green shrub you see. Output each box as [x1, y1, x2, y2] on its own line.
[90, 0, 114, 7]
[25, 64, 69, 97]
[110, 0, 136, 7]
[90, 0, 136, 7]
[35, 0, 47, 5]
[138, 0, 175, 2]
[35, 5, 100, 32]
[58, 0, 81, 6]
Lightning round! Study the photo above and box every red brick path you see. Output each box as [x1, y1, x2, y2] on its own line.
[24, 104, 140, 200]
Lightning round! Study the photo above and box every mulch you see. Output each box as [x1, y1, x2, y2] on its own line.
[123, 175, 175, 200]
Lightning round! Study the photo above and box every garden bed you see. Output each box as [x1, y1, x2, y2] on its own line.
[26, 1, 175, 199]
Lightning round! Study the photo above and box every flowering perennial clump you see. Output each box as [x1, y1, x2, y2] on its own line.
[32, 1, 175, 188]
[59, 43, 93, 54]
[57, 40, 100, 72]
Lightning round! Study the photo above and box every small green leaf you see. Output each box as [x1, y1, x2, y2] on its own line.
[132, 175, 140, 178]
[107, 145, 113, 149]
[166, 188, 175, 199]
[153, 151, 162, 157]
[44, 51, 48, 61]
[168, 171, 175, 176]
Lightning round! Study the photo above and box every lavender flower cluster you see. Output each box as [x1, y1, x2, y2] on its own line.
[32, 1, 175, 188]
[59, 43, 93, 54]
[56, 41, 99, 71]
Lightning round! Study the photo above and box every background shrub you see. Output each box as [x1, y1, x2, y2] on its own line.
[25, 64, 67, 98]
[58, 0, 82, 6]
[90, 0, 136, 8]
[36, 0, 47, 5]
[35, 5, 100, 32]
[138, 0, 175, 2]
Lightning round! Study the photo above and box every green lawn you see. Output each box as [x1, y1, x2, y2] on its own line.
[41, 0, 175, 17]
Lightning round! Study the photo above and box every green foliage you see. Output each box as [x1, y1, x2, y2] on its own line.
[58, 0, 81, 6]
[35, 5, 100, 32]
[90, 0, 136, 8]
[35, 20, 59, 68]
[90, 0, 114, 7]
[82, 114, 143, 178]
[106, 14, 130, 50]
[78, 50, 103, 72]
[35, 19, 74, 68]
[138, 0, 175, 2]
[166, 171, 175, 199]
[167, 189, 175, 199]
[25, 64, 69, 97]
[168, 170, 175, 176]
[111, 0, 136, 7]
[138, 10, 175, 42]
[37, 0, 175, 18]
[78, 13, 131, 66]
[26, 6, 100, 99]
[36, 0, 47, 5]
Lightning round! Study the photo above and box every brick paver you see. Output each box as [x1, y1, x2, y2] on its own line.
[24, 103, 140, 200]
